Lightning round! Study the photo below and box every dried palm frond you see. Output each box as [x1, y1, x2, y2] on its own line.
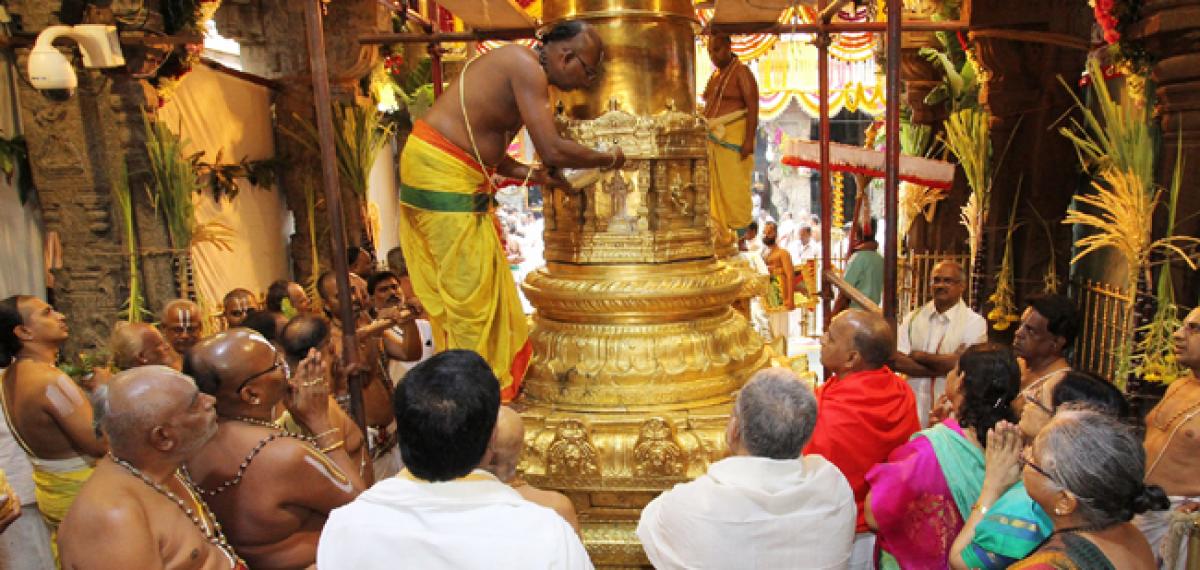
[942, 107, 991, 261]
[112, 161, 151, 323]
[285, 103, 393, 247]
[302, 179, 323, 303]
[1132, 142, 1194, 385]
[190, 221, 236, 251]
[986, 186, 1022, 330]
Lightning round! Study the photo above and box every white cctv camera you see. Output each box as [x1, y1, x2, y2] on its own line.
[28, 25, 125, 96]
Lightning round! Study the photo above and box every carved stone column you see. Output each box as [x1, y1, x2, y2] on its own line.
[1132, 0, 1200, 304]
[215, 0, 388, 278]
[966, 0, 1091, 317]
[10, 1, 175, 356]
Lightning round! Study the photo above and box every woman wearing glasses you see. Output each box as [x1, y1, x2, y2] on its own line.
[864, 343, 1020, 569]
[948, 370, 1129, 569]
[1009, 409, 1167, 569]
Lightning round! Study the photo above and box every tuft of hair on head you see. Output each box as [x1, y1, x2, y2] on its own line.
[734, 368, 817, 459]
[0, 295, 36, 366]
[242, 311, 286, 343]
[265, 280, 290, 312]
[536, 20, 587, 45]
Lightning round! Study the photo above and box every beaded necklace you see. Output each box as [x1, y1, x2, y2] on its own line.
[181, 430, 307, 497]
[108, 454, 243, 568]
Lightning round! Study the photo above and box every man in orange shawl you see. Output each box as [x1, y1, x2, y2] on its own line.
[806, 309, 921, 570]
[399, 21, 623, 400]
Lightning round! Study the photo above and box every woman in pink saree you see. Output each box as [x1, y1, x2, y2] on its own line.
[865, 344, 1021, 569]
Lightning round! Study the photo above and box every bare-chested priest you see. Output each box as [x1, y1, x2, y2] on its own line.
[399, 20, 624, 403]
[703, 33, 759, 249]
[58, 365, 245, 569]
[182, 330, 365, 568]
[760, 221, 795, 355]
[318, 271, 410, 480]
[1136, 306, 1200, 568]
[0, 295, 105, 557]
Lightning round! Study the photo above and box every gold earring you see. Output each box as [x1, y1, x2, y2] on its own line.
[250, 397, 261, 405]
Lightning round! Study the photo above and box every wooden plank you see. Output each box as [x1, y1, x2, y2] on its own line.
[436, 0, 537, 30]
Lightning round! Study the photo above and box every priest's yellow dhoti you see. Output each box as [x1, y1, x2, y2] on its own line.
[32, 457, 93, 565]
[707, 112, 754, 237]
[397, 121, 531, 401]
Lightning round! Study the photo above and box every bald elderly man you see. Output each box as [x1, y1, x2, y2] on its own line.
[58, 365, 243, 569]
[109, 322, 176, 371]
[483, 407, 579, 533]
[182, 330, 365, 569]
[806, 309, 920, 569]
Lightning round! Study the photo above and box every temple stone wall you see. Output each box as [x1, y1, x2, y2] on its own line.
[215, 0, 389, 281]
[10, 1, 175, 357]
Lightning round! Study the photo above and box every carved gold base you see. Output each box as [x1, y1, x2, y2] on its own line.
[514, 402, 737, 568]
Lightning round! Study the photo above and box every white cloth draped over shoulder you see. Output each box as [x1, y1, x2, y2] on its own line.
[317, 469, 593, 570]
[637, 455, 856, 570]
[897, 299, 988, 427]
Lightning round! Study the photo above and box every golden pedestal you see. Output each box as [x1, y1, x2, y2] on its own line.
[516, 1, 768, 566]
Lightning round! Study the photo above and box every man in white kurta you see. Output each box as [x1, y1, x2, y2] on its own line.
[317, 469, 589, 569]
[893, 261, 987, 427]
[637, 368, 856, 570]
[316, 350, 592, 570]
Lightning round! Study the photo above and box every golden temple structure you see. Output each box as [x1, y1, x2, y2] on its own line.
[516, 1, 769, 565]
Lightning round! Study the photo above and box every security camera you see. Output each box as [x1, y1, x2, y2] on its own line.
[28, 25, 125, 96]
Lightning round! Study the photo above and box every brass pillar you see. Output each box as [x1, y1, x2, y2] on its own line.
[517, 1, 768, 565]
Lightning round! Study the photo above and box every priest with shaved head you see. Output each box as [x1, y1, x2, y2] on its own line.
[58, 365, 242, 569]
[182, 330, 365, 569]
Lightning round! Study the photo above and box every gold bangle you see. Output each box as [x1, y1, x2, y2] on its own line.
[320, 440, 345, 454]
[972, 503, 990, 515]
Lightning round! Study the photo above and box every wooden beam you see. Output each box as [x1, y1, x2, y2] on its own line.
[303, 0, 369, 449]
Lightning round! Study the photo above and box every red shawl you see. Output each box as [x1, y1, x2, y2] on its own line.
[805, 366, 920, 532]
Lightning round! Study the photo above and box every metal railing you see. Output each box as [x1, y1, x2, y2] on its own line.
[1069, 278, 1133, 383]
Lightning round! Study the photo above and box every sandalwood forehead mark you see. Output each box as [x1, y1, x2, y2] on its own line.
[176, 309, 193, 329]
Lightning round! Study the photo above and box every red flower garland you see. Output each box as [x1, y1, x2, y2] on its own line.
[1094, 0, 1122, 44]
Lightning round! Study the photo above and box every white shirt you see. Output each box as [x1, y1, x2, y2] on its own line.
[386, 319, 434, 382]
[318, 469, 592, 570]
[897, 299, 988, 381]
[637, 455, 856, 570]
[789, 239, 820, 263]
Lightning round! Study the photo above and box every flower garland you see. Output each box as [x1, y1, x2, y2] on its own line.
[1089, 0, 1149, 74]
[152, 0, 222, 105]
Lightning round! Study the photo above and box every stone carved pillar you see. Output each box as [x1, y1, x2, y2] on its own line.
[962, 0, 1091, 320]
[10, 1, 175, 356]
[1133, 0, 1200, 305]
[215, 0, 388, 279]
